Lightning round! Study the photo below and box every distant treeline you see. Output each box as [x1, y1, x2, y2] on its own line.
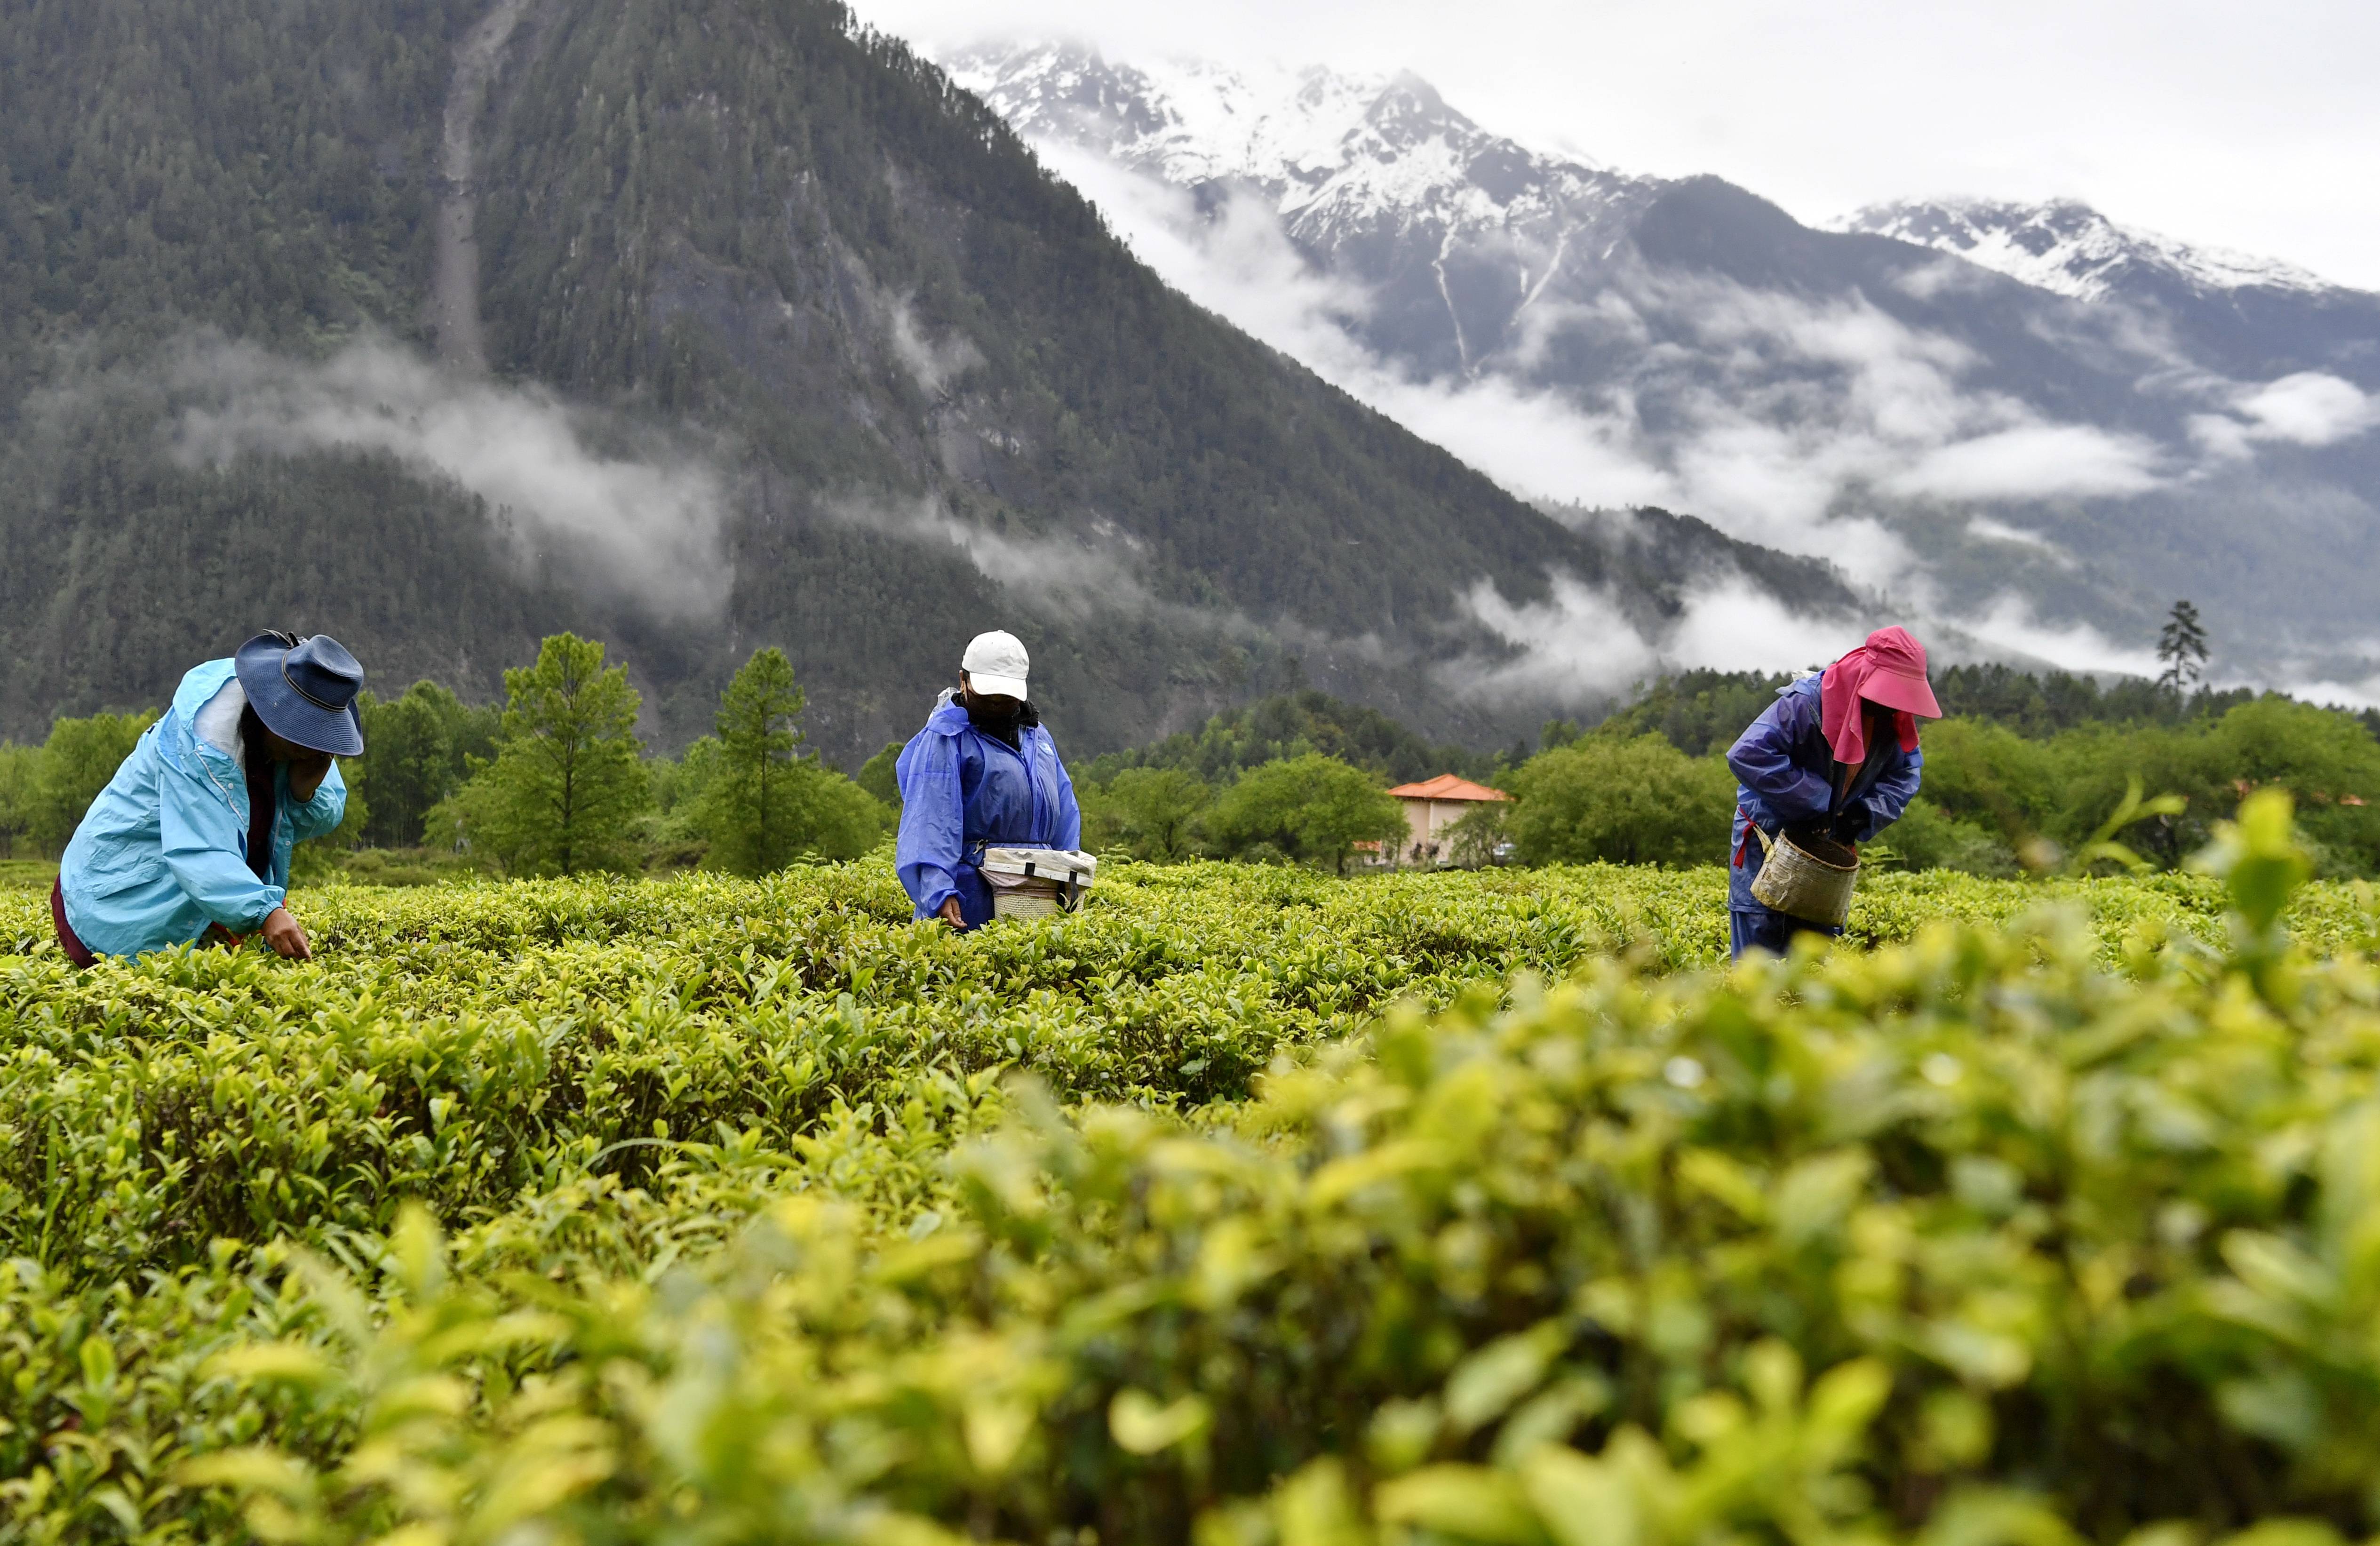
[0, 634, 886, 879]
[11, 659, 2380, 883]
[1066, 669, 2380, 879]
[1582, 664, 2337, 758]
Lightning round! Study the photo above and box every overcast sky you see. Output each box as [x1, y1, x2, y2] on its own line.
[852, 0, 2380, 292]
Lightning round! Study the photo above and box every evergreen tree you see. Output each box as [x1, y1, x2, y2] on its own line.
[857, 741, 904, 813]
[457, 634, 649, 875]
[2157, 600, 2210, 692]
[0, 743, 37, 860]
[700, 648, 807, 877]
[357, 683, 476, 848]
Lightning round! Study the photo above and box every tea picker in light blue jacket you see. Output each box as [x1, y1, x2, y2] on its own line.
[894, 630, 1081, 930]
[51, 632, 363, 965]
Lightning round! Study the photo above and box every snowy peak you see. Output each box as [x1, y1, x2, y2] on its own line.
[947, 42, 1392, 191]
[945, 41, 1644, 229]
[1837, 197, 2337, 303]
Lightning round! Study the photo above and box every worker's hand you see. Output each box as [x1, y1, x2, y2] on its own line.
[937, 896, 965, 928]
[287, 753, 333, 803]
[261, 906, 312, 960]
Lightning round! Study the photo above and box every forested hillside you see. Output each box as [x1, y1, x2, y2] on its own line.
[0, 0, 1862, 760]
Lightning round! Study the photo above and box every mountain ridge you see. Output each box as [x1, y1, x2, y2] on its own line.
[1833, 197, 2342, 305]
[949, 39, 2380, 695]
[0, 0, 1863, 757]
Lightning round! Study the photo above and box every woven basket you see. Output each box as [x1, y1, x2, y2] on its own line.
[1749, 824, 1859, 928]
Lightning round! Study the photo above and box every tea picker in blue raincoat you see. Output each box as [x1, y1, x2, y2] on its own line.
[895, 630, 1081, 929]
[51, 632, 362, 966]
[1725, 625, 1940, 960]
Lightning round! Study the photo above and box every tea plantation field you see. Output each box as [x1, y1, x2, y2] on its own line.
[5, 841, 2380, 1544]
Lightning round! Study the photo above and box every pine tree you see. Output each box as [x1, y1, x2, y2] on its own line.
[700, 648, 807, 876]
[0, 743, 39, 860]
[463, 634, 650, 875]
[2157, 600, 2210, 693]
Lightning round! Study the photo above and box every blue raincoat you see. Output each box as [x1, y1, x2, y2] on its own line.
[894, 694, 1081, 928]
[1725, 676, 1921, 956]
[59, 659, 348, 958]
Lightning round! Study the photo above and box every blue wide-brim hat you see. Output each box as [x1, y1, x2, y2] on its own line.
[233, 632, 366, 757]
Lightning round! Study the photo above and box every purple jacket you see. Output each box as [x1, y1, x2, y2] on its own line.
[1725, 676, 1921, 912]
[893, 695, 1081, 927]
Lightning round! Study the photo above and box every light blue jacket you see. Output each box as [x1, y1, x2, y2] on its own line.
[60, 659, 348, 958]
[894, 695, 1080, 928]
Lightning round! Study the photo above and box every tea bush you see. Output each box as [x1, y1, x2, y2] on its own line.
[7, 837, 2380, 1542]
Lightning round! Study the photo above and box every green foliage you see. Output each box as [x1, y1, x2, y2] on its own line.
[1584, 677, 2380, 879]
[2158, 598, 2211, 690]
[1610, 666, 2282, 757]
[442, 633, 650, 876]
[1930, 661, 2257, 735]
[9, 827, 2380, 1544]
[685, 651, 886, 870]
[789, 767, 893, 863]
[696, 648, 807, 876]
[1084, 766, 1213, 860]
[1872, 798, 2018, 876]
[31, 708, 155, 853]
[1441, 798, 1511, 869]
[1203, 754, 1406, 873]
[1085, 691, 1494, 786]
[0, 741, 35, 859]
[1507, 733, 1735, 866]
[858, 740, 905, 813]
[2, 0, 1722, 766]
[653, 734, 721, 819]
[292, 754, 373, 879]
[1595, 670, 1794, 757]
[356, 681, 501, 848]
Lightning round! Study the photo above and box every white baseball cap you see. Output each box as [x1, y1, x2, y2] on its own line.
[961, 630, 1030, 699]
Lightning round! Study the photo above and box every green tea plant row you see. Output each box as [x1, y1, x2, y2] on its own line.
[5, 841, 2380, 1541]
[6, 859, 2368, 1288]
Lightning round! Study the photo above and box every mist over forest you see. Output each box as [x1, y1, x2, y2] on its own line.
[0, 0, 1894, 768]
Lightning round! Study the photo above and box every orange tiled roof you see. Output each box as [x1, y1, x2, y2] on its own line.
[1386, 774, 1511, 803]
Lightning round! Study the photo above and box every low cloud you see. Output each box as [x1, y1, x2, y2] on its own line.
[830, 492, 1155, 618]
[1022, 132, 2380, 701]
[2191, 371, 2380, 458]
[1943, 594, 2165, 679]
[1963, 514, 2076, 568]
[1036, 141, 1680, 507]
[885, 295, 985, 397]
[1031, 137, 2179, 602]
[1882, 423, 2163, 501]
[1446, 569, 1867, 704]
[164, 338, 732, 620]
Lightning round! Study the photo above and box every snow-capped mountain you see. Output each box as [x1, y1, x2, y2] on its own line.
[951, 41, 2380, 687]
[1836, 198, 2336, 304]
[949, 43, 1663, 378]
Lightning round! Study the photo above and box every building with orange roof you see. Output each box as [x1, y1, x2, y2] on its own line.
[1384, 774, 1512, 868]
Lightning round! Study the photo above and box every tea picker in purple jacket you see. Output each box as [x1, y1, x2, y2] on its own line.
[1725, 626, 1941, 960]
[893, 630, 1081, 930]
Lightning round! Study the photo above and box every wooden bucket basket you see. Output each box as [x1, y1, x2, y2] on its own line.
[1749, 825, 1858, 928]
